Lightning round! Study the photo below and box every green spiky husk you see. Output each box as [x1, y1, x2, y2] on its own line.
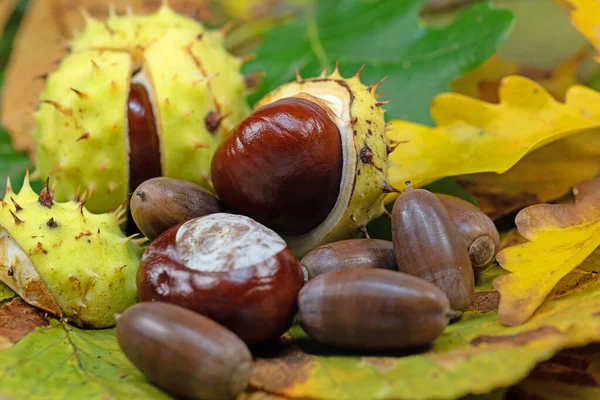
[255, 68, 390, 256]
[33, 4, 250, 213]
[0, 176, 141, 328]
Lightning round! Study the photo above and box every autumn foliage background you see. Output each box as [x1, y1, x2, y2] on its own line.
[2, 0, 600, 399]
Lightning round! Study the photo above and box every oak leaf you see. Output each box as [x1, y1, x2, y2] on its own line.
[457, 129, 600, 219]
[451, 49, 600, 220]
[452, 49, 588, 103]
[494, 178, 600, 326]
[561, 0, 600, 61]
[387, 76, 600, 191]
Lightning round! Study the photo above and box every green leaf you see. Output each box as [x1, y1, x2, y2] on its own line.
[0, 282, 15, 302]
[244, 0, 514, 124]
[248, 265, 600, 400]
[0, 320, 170, 399]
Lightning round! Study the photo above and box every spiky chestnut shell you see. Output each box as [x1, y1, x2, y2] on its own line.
[0, 175, 141, 328]
[214, 67, 391, 256]
[33, 4, 250, 213]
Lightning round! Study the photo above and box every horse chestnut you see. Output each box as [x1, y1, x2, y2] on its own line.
[211, 97, 342, 236]
[211, 68, 392, 256]
[136, 213, 304, 345]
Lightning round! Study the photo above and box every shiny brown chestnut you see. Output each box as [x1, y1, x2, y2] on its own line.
[436, 194, 500, 273]
[300, 239, 396, 281]
[130, 177, 221, 240]
[391, 183, 474, 311]
[298, 268, 455, 351]
[137, 213, 304, 345]
[116, 302, 252, 400]
[210, 97, 343, 236]
[127, 83, 162, 192]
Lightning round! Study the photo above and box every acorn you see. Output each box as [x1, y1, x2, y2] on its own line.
[130, 177, 221, 240]
[300, 239, 396, 281]
[436, 194, 500, 273]
[136, 213, 304, 345]
[211, 66, 393, 256]
[391, 183, 474, 311]
[298, 268, 455, 351]
[116, 302, 252, 400]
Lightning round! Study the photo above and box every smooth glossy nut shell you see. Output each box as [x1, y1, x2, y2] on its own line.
[436, 193, 500, 272]
[211, 97, 343, 236]
[130, 177, 221, 240]
[116, 302, 252, 400]
[298, 268, 452, 350]
[300, 239, 396, 281]
[392, 187, 474, 311]
[137, 214, 304, 344]
[127, 83, 162, 192]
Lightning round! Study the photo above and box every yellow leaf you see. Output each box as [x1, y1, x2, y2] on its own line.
[387, 76, 600, 192]
[452, 49, 588, 103]
[450, 49, 598, 220]
[494, 178, 600, 326]
[249, 268, 600, 400]
[561, 0, 600, 60]
[457, 129, 600, 219]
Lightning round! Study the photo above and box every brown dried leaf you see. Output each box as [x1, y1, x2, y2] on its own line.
[0, 297, 48, 350]
[0, 227, 61, 317]
[1, 0, 215, 155]
[0, 0, 16, 34]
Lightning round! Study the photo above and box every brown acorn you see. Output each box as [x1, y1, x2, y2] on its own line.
[298, 268, 455, 350]
[391, 182, 474, 311]
[130, 177, 221, 240]
[116, 302, 252, 400]
[300, 239, 396, 281]
[436, 194, 500, 273]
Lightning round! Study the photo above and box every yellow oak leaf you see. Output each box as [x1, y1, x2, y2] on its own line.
[494, 178, 600, 326]
[457, 129, 600, 219]
[561, 0, 600, 60]
[387, 76, 600, 191]
[452, 49, 588, 103]
[450, 49, 598, 220]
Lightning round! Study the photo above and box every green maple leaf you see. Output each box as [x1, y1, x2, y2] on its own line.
[245, 0, 514, 124]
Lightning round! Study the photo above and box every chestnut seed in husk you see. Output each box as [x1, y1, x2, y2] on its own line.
[137, 213, 304, 345]
[130, 177, 221, 240]
[392, 183, 474, 312]
[300, 238, 396, 281]
[210, 97, 343, 236]
[116, 302, 252, 400]
[298, 268, 455, 351]
[127, 83, 162, 192]
[436, 194, 500, 273]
